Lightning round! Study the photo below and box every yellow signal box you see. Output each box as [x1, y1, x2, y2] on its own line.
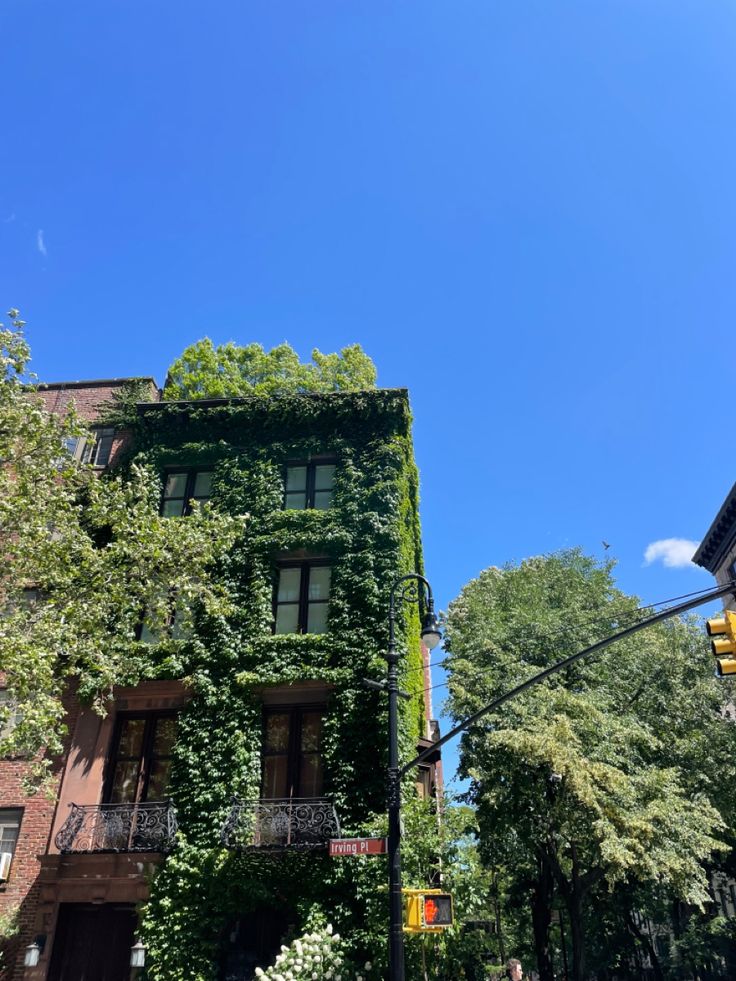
[403, 889, 454, 933]
[706, 611, 736, 677]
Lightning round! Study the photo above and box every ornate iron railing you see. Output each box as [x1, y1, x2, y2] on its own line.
[221, 798, 341, 851]
[55, 802, 178, 854]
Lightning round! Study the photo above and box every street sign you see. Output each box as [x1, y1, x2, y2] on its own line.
[329, 837, 387, 857]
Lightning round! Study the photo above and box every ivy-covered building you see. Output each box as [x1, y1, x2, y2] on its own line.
[2, 382, 441, 980]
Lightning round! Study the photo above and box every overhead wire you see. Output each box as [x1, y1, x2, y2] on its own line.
[397, 583, 722, 678]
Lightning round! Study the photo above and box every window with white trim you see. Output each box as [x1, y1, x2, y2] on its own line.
[0, 690, 23, 739]
[0, 809, 22, 875]
[63, 428, 115, 467]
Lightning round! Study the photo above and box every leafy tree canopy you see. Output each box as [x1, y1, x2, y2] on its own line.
[445, 549, 736, 978]
[163, 338, 377, 401]
[0, 313, 241, 777]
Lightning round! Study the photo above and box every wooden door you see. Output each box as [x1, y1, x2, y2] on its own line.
[47, 903, 136, 981]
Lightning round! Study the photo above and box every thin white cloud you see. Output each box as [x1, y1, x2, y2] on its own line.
[644, 538, 701, 569]
[3, 213, 15, 223]
[37, 229, 47, 255]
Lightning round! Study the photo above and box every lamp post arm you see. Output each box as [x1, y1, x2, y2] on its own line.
[400, 579, 736, 778]
[388, 573, 434, 650]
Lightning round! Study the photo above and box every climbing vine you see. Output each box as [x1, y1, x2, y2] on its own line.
[118, 391, 431, 978]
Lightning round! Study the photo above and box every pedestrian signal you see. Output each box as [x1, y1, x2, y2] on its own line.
[706, 611, 736, 677]
[423, 894, 453, 927]
[403, 889, 454, 932]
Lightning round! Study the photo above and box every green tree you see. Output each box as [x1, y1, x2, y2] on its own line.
[445, 549, 735, 981]
[163, 338, 377, 400]
[0, 312, 240, 770]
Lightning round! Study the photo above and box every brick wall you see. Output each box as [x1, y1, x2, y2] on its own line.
[37, 378, 159, 470]
[0, 378, 158, 978]
[0, 692, 80, 980]
[36, 378, 159, 424]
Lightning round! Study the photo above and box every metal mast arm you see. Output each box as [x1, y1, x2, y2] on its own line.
[401, 579, 736, 777]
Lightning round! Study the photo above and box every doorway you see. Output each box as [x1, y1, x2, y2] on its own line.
[47, 903, 136, 981]
[220, 909, 294, 980]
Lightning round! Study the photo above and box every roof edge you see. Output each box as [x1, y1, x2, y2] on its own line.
[693, 481, 736, 571]
[37, 377, 158, 390]
[137, 388, 408, 411]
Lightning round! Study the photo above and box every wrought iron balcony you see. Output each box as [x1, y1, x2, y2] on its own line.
[55, 802, 178, 854]
[221, 798, 341, 851]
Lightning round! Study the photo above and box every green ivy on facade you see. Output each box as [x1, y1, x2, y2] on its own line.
[110, 390, 431, 979]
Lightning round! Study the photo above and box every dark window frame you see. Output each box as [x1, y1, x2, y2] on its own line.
[273, 560, 331, 635]
[283, 459, 337, 510]
[103, 711, 177, 804]
[160, 468, 214, 517]
[260, 704, 326, 800]
[136, 591, 188, 644]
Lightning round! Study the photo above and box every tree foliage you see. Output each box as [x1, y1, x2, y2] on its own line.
[445, 549, 736, 979]
[0, 313, 240, 770]
[163, 338, 377, 401]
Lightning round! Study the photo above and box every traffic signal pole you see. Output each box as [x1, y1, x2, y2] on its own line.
[386, 580, 405, 981]
[401, 579, 736, 778]
[386, 577, 735, 981]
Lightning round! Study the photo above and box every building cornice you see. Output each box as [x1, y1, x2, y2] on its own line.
[693, 482, 736, 573]
[37, 377, 158, 390]
[136, 387, 409, 412]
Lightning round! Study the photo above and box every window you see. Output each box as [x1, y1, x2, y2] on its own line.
[63, 428, 115, 467]
[0, 809, 22, 867]
[261, 707, 324, 798]
[416, 765, 432, 800]
[284, 462, 335, 510]
[105, 714, 177, 803]
[0, 690, 23, 739]
[138, 596, 189, 644]
[274, 563, 331, 634]
[161, 470, 213, 516]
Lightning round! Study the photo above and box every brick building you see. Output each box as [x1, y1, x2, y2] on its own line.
[0, 379, 158, 980]
[0, 377, 441, 979]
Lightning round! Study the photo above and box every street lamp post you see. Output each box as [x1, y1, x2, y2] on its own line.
[386, 573, 442, 981]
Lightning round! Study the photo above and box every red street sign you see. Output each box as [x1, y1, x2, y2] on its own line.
[329, 837, 387, 857]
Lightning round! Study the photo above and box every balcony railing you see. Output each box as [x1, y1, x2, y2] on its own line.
[221, 798, 341, 851]
[55, 802, 178, 854]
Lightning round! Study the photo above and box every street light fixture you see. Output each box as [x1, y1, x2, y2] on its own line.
[420, 610, 442, 650]
[24, 937, 45, 967]
[130, 939, 146, 968]
[386, 573, 441, 981]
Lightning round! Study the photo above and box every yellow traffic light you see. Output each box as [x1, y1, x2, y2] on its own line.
[706, 611, 736, 677]
[403, 889, 454, 933]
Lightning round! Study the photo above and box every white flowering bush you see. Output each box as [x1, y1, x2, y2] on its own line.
[254, 924, 374, 981]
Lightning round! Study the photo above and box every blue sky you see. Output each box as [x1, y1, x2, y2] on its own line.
[3, 1, 736, 784]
